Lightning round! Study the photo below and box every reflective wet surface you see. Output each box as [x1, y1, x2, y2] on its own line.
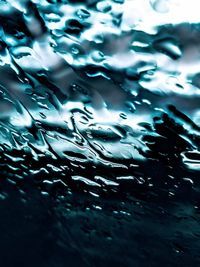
[0, 0, 200, 266]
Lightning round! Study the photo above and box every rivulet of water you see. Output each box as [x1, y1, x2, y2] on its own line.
[0, 1, 200, 266]
[0, 0, 199, 197]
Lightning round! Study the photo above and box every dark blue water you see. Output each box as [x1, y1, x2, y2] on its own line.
[0, 0, 200, 266]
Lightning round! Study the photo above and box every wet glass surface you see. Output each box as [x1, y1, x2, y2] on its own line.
[0, 0, 200, 266]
